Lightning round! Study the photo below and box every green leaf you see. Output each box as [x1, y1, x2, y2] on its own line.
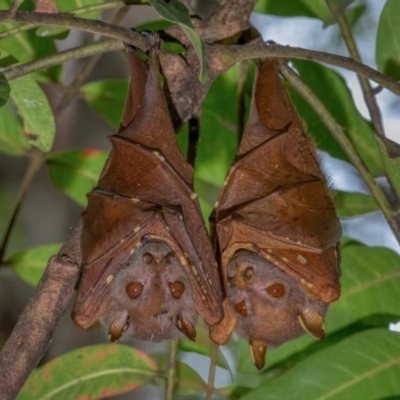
[290, 60, 383, 176]
[326, 244, 400, 332]
[147, 0, 208, 82]
[196, 64, 240, 188]
[194, 63, 252, 223]
[9, 76, 55, 152]
[18, 344, 157, 400]
[0, 51, 18, 68]
[6, 244, 61, 286]
[135, 19, 173, 32]
[57, 0, 103, 18]
[80, 79, 128, 129]
[254, 0, 331, 22]
[375, 135, 400, 195]
[0, 105, 30, 156]
[46, 149, 108, 207]
[0, 3, 61, 83]
[376, 0, 400, 80]
[334, 191, 378, 217]
[35, 0, 105, 38]
[241, 329, 400, 400]
[0, 71, 10, 107]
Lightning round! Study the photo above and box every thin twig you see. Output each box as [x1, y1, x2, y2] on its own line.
[54, 6, 131, 117]
[222, 43, 400, 97]
[0, 1, 126, 40]
[0, 150, 44, 263]
[280, 64, 400, 244]
[55, 52, 102, 116]
[4, 39, 124, 81]
[206, 342, 219, 400]
[7, 0, 23, 18]
[237, 60, 249, 144]
[165, 339, 179, 400]
[325, 0, 384, 137]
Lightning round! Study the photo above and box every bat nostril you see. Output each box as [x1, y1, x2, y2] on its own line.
[153, 309, 168, 318]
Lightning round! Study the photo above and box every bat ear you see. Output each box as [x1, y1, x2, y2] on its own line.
[298, 308, 326, 339]
[249, 338, 268, 371]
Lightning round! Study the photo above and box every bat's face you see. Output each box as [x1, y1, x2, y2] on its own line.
[100, 239, 197, 342]
[226, 250, 327, 346]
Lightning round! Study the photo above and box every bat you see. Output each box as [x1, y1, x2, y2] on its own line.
[209, 58, 342, 369]
[71, 43, 223, 343]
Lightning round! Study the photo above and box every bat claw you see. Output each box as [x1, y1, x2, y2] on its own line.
[108, 311, 130, 342]
[298, 308, 325, 340]
[177, 314, 196, 341]
[249, 338, 267, 370]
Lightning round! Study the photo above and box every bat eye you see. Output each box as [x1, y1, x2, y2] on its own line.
[164, 253, 175, 265]
[266, 283, 285, 298]
[126, 282, 144, 298]
[143, 253, 154, 265]
[234, 300, 247, 316]
[169, 281, 185, 298]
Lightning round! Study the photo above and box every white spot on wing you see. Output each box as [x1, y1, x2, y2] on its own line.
[191, 265, 198, 276]
[297, 255, 307, 264]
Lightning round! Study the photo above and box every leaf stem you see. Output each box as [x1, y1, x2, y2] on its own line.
[325, 0, 385, 137]
[0, 150, 44, 264]
[205, 342, 219, 400]
[165, 339, 178, 400]
[280, 65, 400, 244]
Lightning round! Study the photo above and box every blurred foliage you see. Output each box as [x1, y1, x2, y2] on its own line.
[0, 0, 399, 399]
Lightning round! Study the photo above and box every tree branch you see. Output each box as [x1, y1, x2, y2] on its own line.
[0, 10, 398, 99]
[0, 150, 44, 263]
[0, 1, 126, 39]
[280, 65, 400, 244]
[0, 223, 83, 400]
[4, 39, 124, 81]
[219, 43, 400, 97]
[0, 10, 150, 50]
[7, 0, 23, 18]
